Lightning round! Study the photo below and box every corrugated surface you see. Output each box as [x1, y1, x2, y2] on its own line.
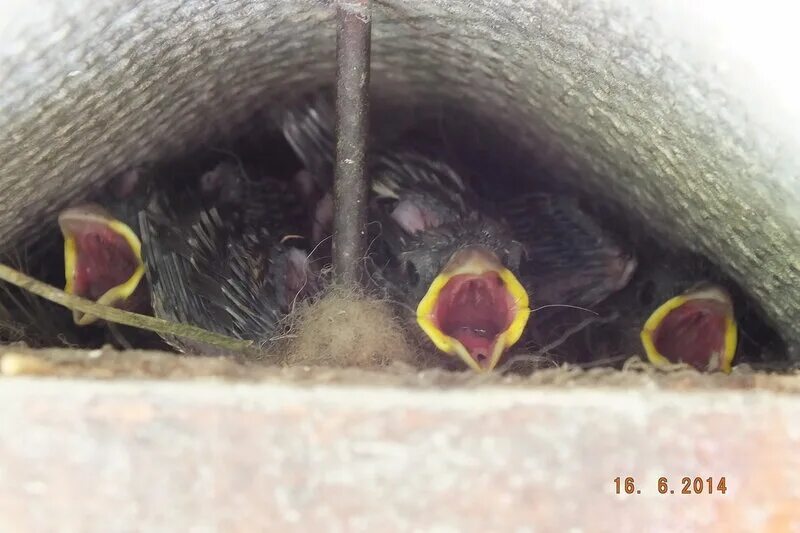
[2, 0, 800, 349]
[0, 377, 797, 532]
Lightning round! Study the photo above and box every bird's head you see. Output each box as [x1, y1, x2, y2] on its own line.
[58, 204, 145, 325]
[640, 284, 737, 373]
[415, 244, 530, 371]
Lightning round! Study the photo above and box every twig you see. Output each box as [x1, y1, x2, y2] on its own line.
[497, 312, 621, 373]
[578, 353, 632, 369]
[0, 263, 253, 354]
[530, 303, 598, 316]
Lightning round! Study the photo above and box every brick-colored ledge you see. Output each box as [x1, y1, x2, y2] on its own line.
[0, 376, 798, 532]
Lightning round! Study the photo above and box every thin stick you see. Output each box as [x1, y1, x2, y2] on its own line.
[0, 263, 253, 353]
[333, 0, 371, 284]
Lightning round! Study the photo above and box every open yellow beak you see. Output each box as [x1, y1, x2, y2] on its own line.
[59, 205, 145, 326]
[640, 285, 737, 373]
[416, 248, 530, 372]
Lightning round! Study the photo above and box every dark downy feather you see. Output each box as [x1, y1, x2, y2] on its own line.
[280, 93, 476, 257]
[139, 166, 318, 354]
[279, 90, 635, 318]
[500, 193, 637, 308]
[279, 92, 337, 188]
[367, 153, 466, 255]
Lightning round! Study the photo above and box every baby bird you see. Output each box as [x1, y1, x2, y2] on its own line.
[580, 256, 739, 373]
[57, 171, 151, 325]
[138, 162, 319, 354]
[280, 91, 636, 372]
[58, 162, 319, 354]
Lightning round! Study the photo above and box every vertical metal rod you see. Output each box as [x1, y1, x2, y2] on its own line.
[333, 0, 371, 285]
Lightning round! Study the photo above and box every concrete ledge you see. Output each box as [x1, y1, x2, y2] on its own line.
[0, 377, 798, 532]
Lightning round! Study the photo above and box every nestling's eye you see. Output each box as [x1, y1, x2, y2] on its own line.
[376, 196, 399, 212]
[638, 280, 656, 307]
[505, 241, 525, 267]
[405, 261, 420, 287]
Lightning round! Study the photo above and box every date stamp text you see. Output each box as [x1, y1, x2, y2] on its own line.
[613, 476, 727, 495]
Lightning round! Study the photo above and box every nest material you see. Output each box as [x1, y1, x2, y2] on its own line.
[281, 285, 423, 369]
[2, 345, 800, 394]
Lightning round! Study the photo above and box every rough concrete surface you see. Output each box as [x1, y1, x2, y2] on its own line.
[0, 367, 799, 532]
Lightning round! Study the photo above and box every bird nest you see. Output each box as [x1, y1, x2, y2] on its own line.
[0, 94, 788, 379]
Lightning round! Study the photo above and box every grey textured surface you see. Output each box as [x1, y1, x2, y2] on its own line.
[0, 377, 798, 532]
[1, 0, 800, 348]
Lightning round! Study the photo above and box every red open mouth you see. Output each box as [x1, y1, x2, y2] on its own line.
[70, 224, 141, 301]
[431, 272, 518, 369]
[59, 204, 146, 325]
[651, 298, 728, 371]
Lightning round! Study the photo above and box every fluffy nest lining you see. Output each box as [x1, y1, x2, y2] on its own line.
[277, 285, 425, 369]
